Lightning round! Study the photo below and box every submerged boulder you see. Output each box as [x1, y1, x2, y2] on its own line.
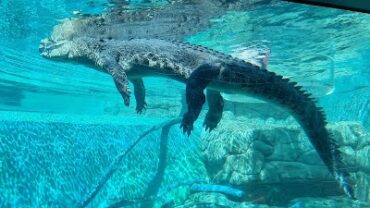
[177, 192, 276, 208]
[177, 192, 369, 208]
[328, 122, 370, 202]
[198, 112, 369, 204]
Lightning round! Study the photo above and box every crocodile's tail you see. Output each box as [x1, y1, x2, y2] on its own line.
[220, 62, 355, 199]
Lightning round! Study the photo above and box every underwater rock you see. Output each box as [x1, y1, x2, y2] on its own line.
[288, 196, 370, 208]
[327, 122, 370, 202]
[177, 193, 369, 208]
[177, 192, 277, 208]
[328, 122, 369, 173]
[199, 114, 369, 204]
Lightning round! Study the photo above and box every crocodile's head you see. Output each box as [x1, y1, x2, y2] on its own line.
[39, 37, 76, 60]
[39, 17, 90, 60]
[39, 35, 93, 61]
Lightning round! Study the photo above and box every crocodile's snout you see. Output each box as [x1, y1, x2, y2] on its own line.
[39, 38, 54, 57]
[39, 38, 70, 59]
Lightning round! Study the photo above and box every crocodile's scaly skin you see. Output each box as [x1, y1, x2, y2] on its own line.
[39, 37, 355, 199]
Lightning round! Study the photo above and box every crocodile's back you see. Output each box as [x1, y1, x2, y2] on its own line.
[107, 39, 236, 79]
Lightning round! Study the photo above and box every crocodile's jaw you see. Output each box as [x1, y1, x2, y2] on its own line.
[39, 38, 72, 60]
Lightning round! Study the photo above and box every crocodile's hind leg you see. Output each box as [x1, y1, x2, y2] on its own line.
[204, 89, 224, 131]
[131, 78, 147, 114]
[181, 63, 220, 136]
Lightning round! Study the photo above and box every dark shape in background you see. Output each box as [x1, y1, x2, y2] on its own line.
[284, 0, 370, 14]
[0, 84, 24, 107]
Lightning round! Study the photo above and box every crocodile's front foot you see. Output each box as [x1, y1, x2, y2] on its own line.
[203, 114, 219, 132]
[180, 112, 194, 136]
[136, 102, 147, 114]
[132, 79, 146, 114]
[108, 65, 131, 107]
[123, 94, 130, 106]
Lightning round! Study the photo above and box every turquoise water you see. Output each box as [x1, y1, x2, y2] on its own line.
[0, 0, 369, 207]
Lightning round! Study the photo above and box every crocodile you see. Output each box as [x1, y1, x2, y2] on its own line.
[39, 36, 355, 199]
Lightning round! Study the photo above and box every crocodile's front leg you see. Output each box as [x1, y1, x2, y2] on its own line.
[106, 63, 131, 106]
[131, 78, 147, 114]
[104, 57, 145, 112]
[204, 89, 224, 131]
[181, 63, 220, 136]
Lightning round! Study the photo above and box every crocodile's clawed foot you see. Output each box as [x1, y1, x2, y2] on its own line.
[180, 113, 194, 136]
[115, 85, 130, 107]
[110, 67, 130, 107]
[113, 76, 130, 107]
[203, 114, 220, 132]
[136, 102, 147, 114]
[122, 85, 131, 107]
[203, 121, 217, 132]
[123, 95, 130, 106]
